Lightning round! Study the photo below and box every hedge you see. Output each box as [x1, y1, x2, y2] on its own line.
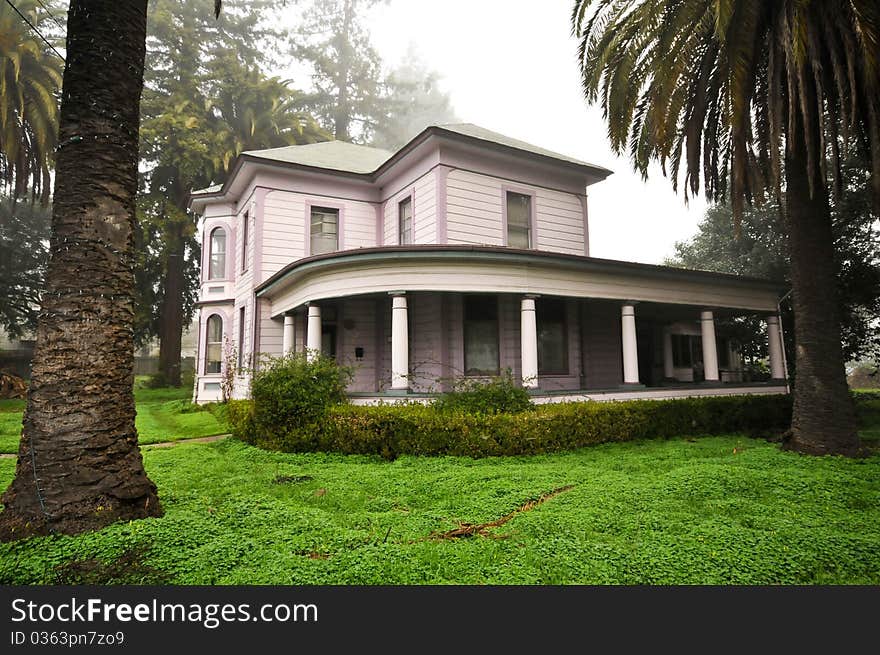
[228, 393, 793, 459]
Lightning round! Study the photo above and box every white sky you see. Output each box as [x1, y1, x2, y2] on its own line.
[277, 0, 708, 264]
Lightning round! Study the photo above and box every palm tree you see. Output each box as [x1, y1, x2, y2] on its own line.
[572, 0, 879, 456]
[0, 0, 161, 539]
[0, 0, 63, 204]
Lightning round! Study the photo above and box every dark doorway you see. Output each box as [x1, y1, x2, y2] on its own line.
[637, 324, 654, 386]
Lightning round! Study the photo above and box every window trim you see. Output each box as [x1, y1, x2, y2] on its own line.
[537, 297, 569, 376]
[207, 226, 228, 281]
[306, 200, 344, 256]
[462, 294, 500, 376]
[398, 192, 414, 245]
[501, 186, 537, 249]
[240, 210, 249, 273]
[237, 306, 246, 369]
[204, 313, 224, 375]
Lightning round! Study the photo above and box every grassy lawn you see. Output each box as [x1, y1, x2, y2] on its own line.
[0, 434, 878, 585]
[0, 383, 228, 454]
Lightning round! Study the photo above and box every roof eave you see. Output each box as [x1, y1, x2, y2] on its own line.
[256, 245, 785, 299]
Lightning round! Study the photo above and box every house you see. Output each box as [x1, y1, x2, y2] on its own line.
[188, 124, 789, 404]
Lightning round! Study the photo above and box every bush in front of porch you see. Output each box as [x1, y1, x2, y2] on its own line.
[230, 391, 794, 459]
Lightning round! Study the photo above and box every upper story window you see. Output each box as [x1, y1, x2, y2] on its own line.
[310, 206, 338, 255]
[240, 211, 249, 273]
[208, 227, 226, 280]
[398, 196, 412, 245]
[205, 314, 223, 374]
[506, 191, 532, 248]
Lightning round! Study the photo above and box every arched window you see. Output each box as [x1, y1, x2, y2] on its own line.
[205, 314, 223, 374]
[208, 227, 226, 280]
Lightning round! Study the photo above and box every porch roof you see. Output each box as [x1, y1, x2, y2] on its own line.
[256, 246, 786, 317]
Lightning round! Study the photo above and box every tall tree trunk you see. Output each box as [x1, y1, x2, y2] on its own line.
[0, 0, 161, 540]
[158, 219, 185, 387]
[333, 0, 355, 141]
[783, 97, 861, 457]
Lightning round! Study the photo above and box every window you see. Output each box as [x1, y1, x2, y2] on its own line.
[310, 206, 338, 255]
[238, 307, 246, 368]
[671, 334, 703, 368]
[506, 191, 532, 248]
[205, 315, 223, 374]
[208, 227, 226, 280]
[537, 298, 568, 375]
[463, 295, 499, 375]
[718, 337, 730, 368]
[241, 211, 249, 272]
[398, 196, 413, 245]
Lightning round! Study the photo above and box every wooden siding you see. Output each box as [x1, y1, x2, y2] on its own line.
[535, 189, 585, 255]
[446, 170, 504, 245]
[381, 169, 437, 246]
[413, 172, 437, 244]
[261, 190, 377, 281]
[257, 300, 283, 362]
[336, 296, 378, 392]
[262, 190, 306, 280]
[408, 292, 443, 391]
[445, 169, 587, 254]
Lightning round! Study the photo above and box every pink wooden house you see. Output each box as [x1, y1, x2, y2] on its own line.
[189, 124, 788, 404]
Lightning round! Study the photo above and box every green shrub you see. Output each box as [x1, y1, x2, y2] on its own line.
[246, 352, 352, 447]
[434, 369, 533, 415]
[239, 393, 793, 459]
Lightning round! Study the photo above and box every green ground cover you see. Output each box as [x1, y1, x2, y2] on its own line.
[1, 434, 877, 585]
[0, 383, 227, 454]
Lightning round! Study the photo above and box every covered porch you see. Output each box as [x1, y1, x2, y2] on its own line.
[256, 246, 788, 403]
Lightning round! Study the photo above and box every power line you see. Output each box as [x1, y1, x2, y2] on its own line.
[4, 0, 65, 61]
[34, 0, 64, 31]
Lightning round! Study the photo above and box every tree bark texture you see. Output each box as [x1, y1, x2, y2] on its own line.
[0, 0, 161, 540]
[783, 94, 861, 457]
[158, 219, 184, 387]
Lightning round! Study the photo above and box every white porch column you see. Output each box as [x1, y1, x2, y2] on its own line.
[767, 314, 785, 379]
[390, 293, 409, 390]
[621, 303, 639, 385]
[306, 304, 322, 361]
[282, 314, 295, 355]
[662, 328, 675, 379]
[700, 310, 720, 382]
[520, 296, 539, 389]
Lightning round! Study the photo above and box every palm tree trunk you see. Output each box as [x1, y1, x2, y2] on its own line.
[0, 0, 161, 540]
[783, 101, 861, 457]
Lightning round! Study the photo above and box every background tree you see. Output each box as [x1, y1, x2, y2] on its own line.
[668, 155, 880, 370]
[573, 0, 880, 456]
[0, 0, 63, 205]
[370, 46, 459, 150]
[0, 197, 50, 338]
[290, 0, 457, 145]
[0, 0, 161, 539]
[137, 0, 325, 386]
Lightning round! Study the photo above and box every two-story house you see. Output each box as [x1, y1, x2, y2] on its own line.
[188, 124, 788, 404]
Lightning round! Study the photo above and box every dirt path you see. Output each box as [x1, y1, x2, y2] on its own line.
[0, 434, 230, 459]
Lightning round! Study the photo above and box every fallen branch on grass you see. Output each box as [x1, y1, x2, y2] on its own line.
[423, 485, 575, 541]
